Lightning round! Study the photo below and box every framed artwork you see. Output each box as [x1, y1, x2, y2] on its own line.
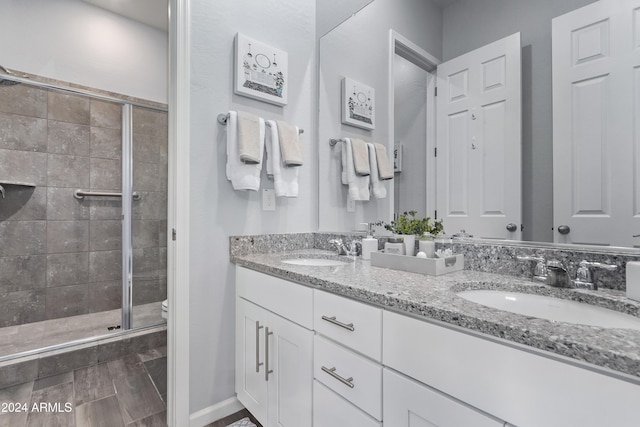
[341, 77, 375, 130]
[234, 33, 288, 106]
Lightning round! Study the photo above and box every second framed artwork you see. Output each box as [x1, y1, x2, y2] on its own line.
[341, 77, 375, 130]
[234, 33, 288, 106]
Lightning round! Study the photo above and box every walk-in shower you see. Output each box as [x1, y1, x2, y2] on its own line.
[0, 68, 167, 365]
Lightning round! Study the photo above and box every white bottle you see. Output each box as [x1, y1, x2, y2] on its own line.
[361, 222, 378, 260]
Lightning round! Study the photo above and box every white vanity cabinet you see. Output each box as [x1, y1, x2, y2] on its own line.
[236, 265, 640, 427]
[235, 267, 313, 427]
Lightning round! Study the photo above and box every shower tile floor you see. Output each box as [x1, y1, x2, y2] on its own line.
[0, 302, 165, 358]
[0, 345, 167, 427]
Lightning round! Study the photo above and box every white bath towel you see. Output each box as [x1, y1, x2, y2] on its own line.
[342, 138, 370, 201]
[226, 111, 264, 191]
[367, 143, 386, 199]
[265, 120, 299, 197]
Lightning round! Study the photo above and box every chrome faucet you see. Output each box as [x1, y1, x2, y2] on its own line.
[546, 260, 572, 288]
[573, 260, 617, 290]
[329, 239, 361, 256]
[516, 255, 548, 283]
[329, 239, 349, 255]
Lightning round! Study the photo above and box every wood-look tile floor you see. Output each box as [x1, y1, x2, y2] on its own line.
[0, 346, 167, 427]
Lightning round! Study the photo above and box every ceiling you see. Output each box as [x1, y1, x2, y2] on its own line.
[81, 0, 168, 31]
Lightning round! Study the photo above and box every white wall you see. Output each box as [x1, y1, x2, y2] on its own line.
[318, 0, 442, 231]
[316, 0, 373, 38]
[442, 0, 596, 242]
[188, 0, 316, 414]
[393, 54, 428, 217]
[0, 0, 167, 103]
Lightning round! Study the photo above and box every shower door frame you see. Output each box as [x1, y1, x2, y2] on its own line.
[0, 70, 167, 358]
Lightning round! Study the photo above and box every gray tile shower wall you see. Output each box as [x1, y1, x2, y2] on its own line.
[0, 82, 167, 328]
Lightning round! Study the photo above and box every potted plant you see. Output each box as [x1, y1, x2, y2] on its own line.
[377, 211, 443, 256]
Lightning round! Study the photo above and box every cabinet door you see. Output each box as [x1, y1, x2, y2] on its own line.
[236, 298, 268, 425]
[383, 369, 503, 427]
[266, 309, 313, 427]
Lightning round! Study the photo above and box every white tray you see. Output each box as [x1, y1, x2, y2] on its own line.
[370, 252, 463, 276]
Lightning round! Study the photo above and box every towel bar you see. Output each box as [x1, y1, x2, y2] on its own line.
[217, 113, 304, 134]
[329, 138, 347, 146]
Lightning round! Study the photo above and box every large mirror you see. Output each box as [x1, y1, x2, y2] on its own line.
[318, 0, 640, 250]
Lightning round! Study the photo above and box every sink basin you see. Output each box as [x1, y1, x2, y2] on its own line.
[457, 290, 640, 330]
[281, 258, 350, 267]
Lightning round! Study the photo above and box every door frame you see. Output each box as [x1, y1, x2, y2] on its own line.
[388, 30, 440, 220]
[168, 0, 191, 425]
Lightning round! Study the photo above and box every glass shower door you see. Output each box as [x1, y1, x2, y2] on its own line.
[130, 105, 168, 329]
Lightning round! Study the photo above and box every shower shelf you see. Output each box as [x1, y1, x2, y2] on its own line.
[0, 180, 36, 187]
[0, 181, 36, 199]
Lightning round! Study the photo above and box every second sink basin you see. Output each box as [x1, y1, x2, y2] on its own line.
[457, 290, 640, 330]
[281, 258, 350, 267]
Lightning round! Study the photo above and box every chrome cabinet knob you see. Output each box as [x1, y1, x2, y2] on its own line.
[557, 225, 570, 235]
[506, 223, 517, 232]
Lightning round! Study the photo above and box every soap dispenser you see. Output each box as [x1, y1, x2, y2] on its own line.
[361, 222, 378, 260]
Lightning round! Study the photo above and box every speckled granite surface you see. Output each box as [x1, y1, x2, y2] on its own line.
[231, 246, 640, 380]
[453, 240, 640, 291]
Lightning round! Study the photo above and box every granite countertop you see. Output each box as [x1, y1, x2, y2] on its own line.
[232, 249, 640, 380]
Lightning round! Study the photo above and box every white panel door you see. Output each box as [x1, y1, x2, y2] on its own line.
[266, 308, 313, 427]
[436, 33, 522, 240]
[235, 298, 268, 425]
[553, 0, 640, 247]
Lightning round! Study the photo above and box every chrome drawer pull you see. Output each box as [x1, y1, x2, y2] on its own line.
[321, 366, 354, 389]
[265, 327, 274, 381]
[321, 315, 355, 332]
[255, 321, 264, 373]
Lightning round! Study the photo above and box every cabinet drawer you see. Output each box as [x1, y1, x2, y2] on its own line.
[384, 368, 503, 427]
[313, 290, 382, 360]
[236, 266, 313, 328]
[314, 335, 382, 421]
[313, 380, 380, 427]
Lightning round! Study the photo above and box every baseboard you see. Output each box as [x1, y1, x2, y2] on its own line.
[189, 396, 244, 427]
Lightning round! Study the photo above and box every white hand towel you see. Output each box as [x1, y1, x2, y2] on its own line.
[265, 120, 299, 197]
[367, 143, 386, 199]
[351, 138, 370, 176]
[226, 111, 264, 191]
[342, 138, 370, 201]
[374, 143, 394, 180]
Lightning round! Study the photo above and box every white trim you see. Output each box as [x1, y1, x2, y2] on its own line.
[426, 71, 437, 219]
[167, 0, 191, 425]
[189, 397, 245, 427]
[389, 29, 441, 219]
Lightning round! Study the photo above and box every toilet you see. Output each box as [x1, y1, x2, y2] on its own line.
[161, 299, 168, 320]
